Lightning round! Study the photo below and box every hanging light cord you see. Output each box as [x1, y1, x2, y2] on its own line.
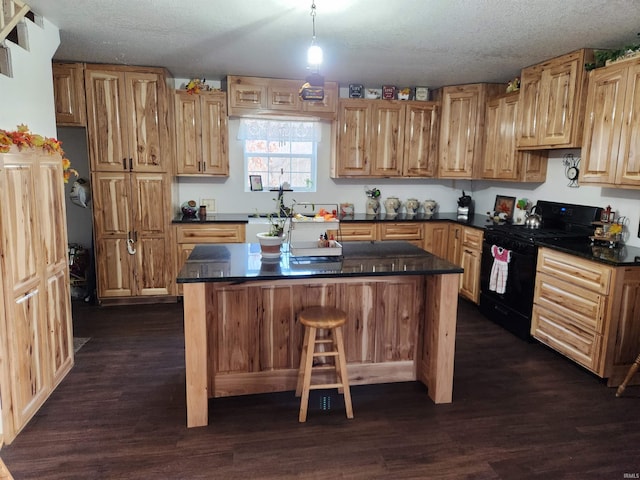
[310, 1, 317, 43]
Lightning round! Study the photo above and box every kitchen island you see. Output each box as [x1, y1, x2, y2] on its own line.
[177, 241, 463, 428]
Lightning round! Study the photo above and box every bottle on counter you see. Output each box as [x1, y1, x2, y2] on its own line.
[198, 205, 207, 220]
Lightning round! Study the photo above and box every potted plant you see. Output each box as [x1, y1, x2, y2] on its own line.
[256, 206, 288, 257]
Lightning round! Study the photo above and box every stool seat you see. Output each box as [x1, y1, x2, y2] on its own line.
[296, 305, 353, 422]
[298, 306, 347, 329]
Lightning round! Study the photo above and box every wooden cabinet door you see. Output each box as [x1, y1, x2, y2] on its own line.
[302, 81, 338, 118]
[337, 100, 372, 176]
[438, 85, 484, 178]
[370, 102, 404, 176]
[131, 173, 171, 296]
[125, 71, 166, 172]
[580, 64, 627, 185]
[446, 224, 463, 266]
[481, 96, 502, 178]
[403, 102, 438, 177]
[459, 246, 482, 304]
[200, 93, 229, 176]
[339, 222, 377, 241]
[92, 172, 135, 297]
[266, 79, 301, 111]
[616, 62, 640, 186]
[378, 222, 423, 247]
[52, 62, 86, 126]
[423, 222, 449, 258]
[86, 68, 166, 172]
[537, 55, 580, 147]
[516, 66, 542, 148]
[174, 91, 201, 174]
[85, 69, 129, 171]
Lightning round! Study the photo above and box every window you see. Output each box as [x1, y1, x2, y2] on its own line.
[239, 119, 320, 192]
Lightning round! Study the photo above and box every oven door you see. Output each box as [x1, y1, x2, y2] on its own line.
[479, 234, 538, 339]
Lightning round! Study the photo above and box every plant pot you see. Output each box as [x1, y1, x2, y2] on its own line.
[256, 232, 285, 258]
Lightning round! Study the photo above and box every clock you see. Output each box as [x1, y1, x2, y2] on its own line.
[563, 154, 580, 187]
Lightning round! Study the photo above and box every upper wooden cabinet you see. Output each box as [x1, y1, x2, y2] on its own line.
[580, 57, 640, 188]
[516, 49, 594, 149]
[174, 90, 229, 176]
[52, 62, 86, 126]
[481, 92, 548, 182]
[335, 99, 439, 178]
[226, 75, 338, 120]
[84, 65, 171, 173]
[437, 83, 504, 178]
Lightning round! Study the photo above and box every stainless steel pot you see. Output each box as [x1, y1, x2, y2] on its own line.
[524, 206, 542, 229]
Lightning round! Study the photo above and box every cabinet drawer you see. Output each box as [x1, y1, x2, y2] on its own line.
[461, 227, 483, 249]
[532, 304, 602, 373]
[340, 223, 377, 241]
[176, 224, 245, 243]
[534, 272, 606, 333]
[378, 223, 423, 240]
[537, 248, 611, 294]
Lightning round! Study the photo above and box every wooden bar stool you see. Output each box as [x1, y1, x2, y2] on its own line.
[295, 306, 354, 422]
[616, 351, 640, 397]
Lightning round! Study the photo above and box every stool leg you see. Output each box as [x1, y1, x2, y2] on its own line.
[299, 327, 317, 422]
[295, 326, 312, 397]
[616, 352, 640, 397]
[334, 326, 354, 419]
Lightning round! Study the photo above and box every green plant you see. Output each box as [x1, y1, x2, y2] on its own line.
[585, 35, 640, 70]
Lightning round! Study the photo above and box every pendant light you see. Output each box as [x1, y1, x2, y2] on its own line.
[300, 0, 324, 100]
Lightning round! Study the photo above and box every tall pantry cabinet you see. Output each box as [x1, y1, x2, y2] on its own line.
[84, 65, 174, 302]
[0, 147, 74, 444]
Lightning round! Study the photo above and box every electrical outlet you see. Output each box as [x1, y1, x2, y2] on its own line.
[201, 198, 216, 213]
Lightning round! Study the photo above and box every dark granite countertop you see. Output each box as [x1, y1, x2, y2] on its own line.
[177, 240, 464, 283]
[172, 212, 490, 229]
[537, 238, 640, 266]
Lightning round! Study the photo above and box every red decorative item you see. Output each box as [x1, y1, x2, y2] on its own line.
[382, 85, 396, 100]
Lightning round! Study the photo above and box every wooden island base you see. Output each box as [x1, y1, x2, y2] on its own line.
[183, 273, 460, 428]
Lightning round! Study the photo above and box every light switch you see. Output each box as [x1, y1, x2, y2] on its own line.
[201, 198, 216, 213]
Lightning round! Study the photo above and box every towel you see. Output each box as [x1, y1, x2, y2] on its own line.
[489, 245, 511, 294]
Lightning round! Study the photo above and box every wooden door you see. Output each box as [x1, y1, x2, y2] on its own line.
[580, 64, 628, 185]
[0, 152, 49, 434]
[537, 55, 580, 147]
[174, 91, 201, 174]
[403, 102, 438, 177]
[124, 71, 166, 172]
[337, 99, 371, 176]
[370, 102, 404, 176]
[481, 96, 501, 178]
[92, 172, 135, 297]
[85, 69, 129, 171]
[131, 173, 171, 296]
[615, 62, 640, 186]
[447, 224, 463, 266]
[38, 155, 73, 384]
[516, 65, 542, 148]
[438, 85, 482, 178]
[423, 222, 449, 258]
[200, 93, 229, 176]
[52, 62, 86, 126]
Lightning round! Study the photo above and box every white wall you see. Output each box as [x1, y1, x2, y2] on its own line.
[0, 17, 59, 135]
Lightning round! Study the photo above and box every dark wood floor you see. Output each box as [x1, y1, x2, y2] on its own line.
[2, 299, 640, 479]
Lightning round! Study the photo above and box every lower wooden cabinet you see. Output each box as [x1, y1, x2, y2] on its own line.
[532, 247, 640, 386]
[445, 224, 483, 304]
[92, 172, 173, 301]
[377, 222, 423, 247]
[206, 277, 422, 397]
[423, 222, 449, 258]
[175, 223, 245, 295]
[0, 147, 73, 444]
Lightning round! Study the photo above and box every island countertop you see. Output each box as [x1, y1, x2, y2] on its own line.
[179, 240, 463, 428]
[177, 240, 463, 283]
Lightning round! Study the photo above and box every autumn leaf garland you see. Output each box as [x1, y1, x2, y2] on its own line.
[0, 124, 78, 182]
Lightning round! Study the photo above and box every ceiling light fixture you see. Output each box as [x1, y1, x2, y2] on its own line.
[300, 0, 324, 100]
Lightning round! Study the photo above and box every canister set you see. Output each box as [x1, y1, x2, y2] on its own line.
[383, 197, 437, 216]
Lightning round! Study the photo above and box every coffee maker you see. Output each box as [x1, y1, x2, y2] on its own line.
[457, 191, 474, 220]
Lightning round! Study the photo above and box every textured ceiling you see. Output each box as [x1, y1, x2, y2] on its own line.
[25, 0, 640, 88]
